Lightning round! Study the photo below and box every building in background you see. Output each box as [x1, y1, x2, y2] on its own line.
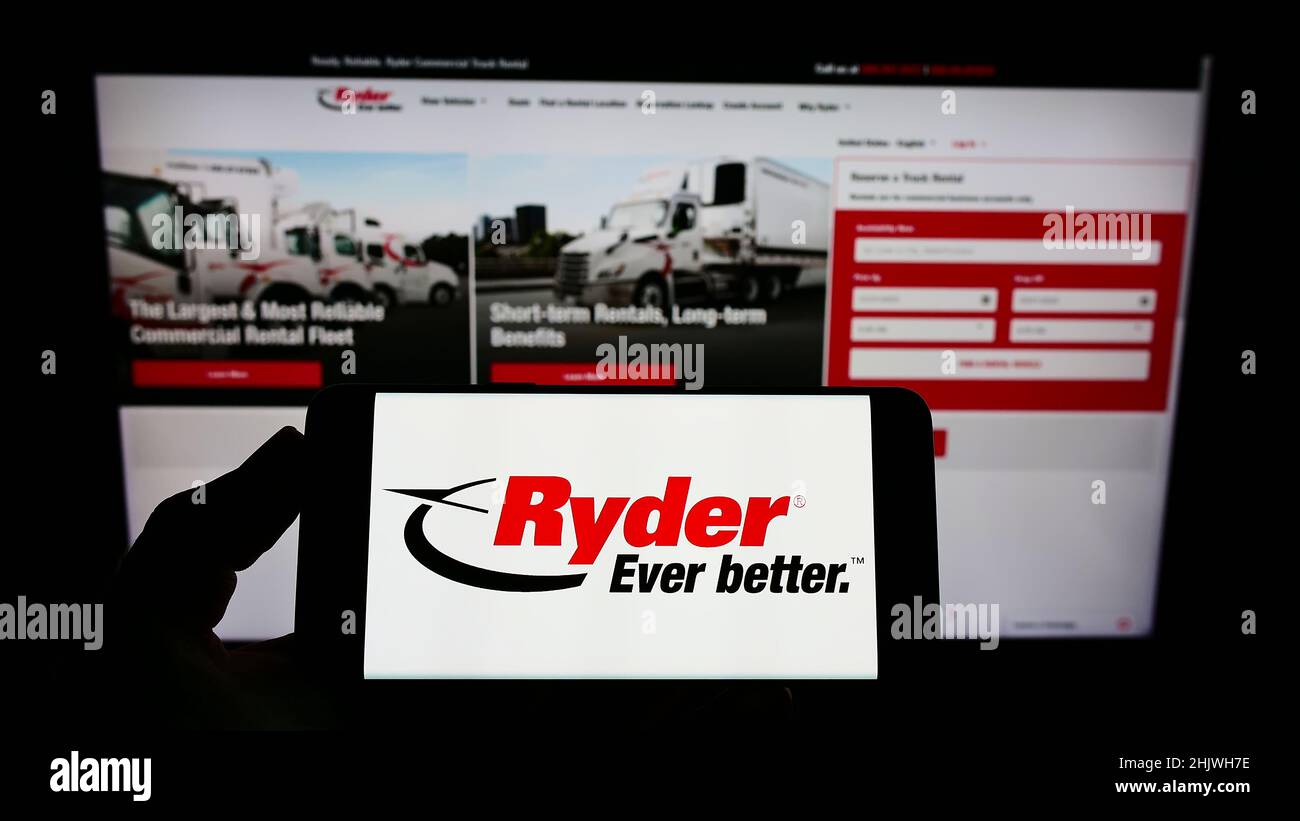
[515, 204, 547, 245]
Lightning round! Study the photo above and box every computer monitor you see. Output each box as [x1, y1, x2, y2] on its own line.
[95, 55, 1206, 639]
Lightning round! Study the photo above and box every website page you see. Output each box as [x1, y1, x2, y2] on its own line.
[96, 70, 1202, 640]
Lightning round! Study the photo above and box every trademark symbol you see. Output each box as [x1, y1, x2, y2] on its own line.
[793, 495, 806, 508]
[851, 556, 866, 565]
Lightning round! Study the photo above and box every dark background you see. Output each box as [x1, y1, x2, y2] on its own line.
[5, 47, 1275, 801]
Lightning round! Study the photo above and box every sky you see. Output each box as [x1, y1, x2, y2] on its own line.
[175, 150, 470, 239]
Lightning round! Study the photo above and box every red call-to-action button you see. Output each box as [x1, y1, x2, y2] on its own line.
[133, 360, 323, 388]
[491, 362, 676, 386]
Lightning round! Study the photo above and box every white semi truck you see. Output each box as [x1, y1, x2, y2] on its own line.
[358, 220, 459, 309]
[102, 151, 329, 308]
[276, 203, 374, 304]
[555, 157, 828, 308]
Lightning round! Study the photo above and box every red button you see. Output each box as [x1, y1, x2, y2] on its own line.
[491, 362, 676, 386]
[132, 360, 322, 388]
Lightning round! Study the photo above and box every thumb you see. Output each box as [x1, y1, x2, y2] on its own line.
[118, 426, 304, 632]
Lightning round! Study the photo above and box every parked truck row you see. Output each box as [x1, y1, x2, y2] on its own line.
[102, 151, 458, 320]
[554, 157, 829, 309]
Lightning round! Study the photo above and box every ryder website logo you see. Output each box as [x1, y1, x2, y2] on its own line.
[388, 476, 850, 595]
[317, 86, 402, 113]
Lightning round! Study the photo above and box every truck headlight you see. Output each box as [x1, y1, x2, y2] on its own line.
[597, 264, 625, 279]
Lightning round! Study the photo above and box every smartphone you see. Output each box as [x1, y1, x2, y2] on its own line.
[296, 385, 938, 680]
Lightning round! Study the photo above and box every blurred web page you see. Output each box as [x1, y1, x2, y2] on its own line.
[98, 65, 1203, 639]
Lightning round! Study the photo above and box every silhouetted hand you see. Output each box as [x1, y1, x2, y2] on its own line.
[102, 424, 790, 729]
[107, 426, 323, 728]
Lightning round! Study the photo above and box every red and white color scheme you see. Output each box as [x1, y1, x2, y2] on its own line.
[101, 150, 331, 308]
[826, 159, 1190, 411]
[364, 392, 877, 679]
[358, 223, 459, 308]
[825, 157, 1198, 635]
[99, 71, 1204, 640]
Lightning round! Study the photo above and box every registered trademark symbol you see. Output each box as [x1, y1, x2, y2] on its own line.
[793, 495, 806, 508]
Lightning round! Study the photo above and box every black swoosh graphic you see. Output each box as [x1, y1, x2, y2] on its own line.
[389, 480, 586, 592]
[387, 478, 498, 513]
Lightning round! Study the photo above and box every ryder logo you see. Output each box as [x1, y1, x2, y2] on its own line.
[389, 476, 847, 594]
[388, 478, 586, 593]
[318, 86, 401, 113]
[493, 476, 790, 564]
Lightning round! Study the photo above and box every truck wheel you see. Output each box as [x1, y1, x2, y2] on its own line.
[256, 283, 310, 308]
[762, 272, 784, 302]
[739, 275, 763, 305]
[430, 283, 454, 307]
[634, 276, 667, 308]
[373, 285, 397, 310]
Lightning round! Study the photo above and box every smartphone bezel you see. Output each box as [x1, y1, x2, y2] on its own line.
[295, 383, 939, 682]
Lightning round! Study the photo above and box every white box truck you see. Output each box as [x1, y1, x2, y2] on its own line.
[555, 157, 828, 308]
[102, 150, 329, 307]
[358, 220, 459, 309]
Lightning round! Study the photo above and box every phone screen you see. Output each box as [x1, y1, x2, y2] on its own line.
[363, 392, 877, 678]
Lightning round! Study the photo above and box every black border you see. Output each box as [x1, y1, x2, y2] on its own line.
[11, 39, 1273, 781]
[87, 48, 1202, 90]
[295, 383, 939, 685]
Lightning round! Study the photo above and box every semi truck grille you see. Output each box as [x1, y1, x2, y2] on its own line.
[557, 253, 590, 286]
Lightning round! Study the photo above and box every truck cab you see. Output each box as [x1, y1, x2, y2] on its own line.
[103, 172, 195, 318]
[182, 199, 329, 306]
[102, 151, 331, 308]
[555, 191, 704, 309]
[278, 204, 374, 304]
[360, 225, 459, 309]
